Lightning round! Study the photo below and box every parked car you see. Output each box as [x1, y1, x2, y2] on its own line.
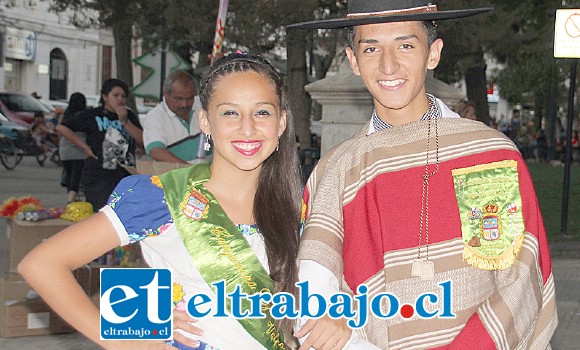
[0, 110, 30, 141]
[0, 92, 53, 126]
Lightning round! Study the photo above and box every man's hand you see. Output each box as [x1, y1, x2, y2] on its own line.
[295, 315, 351, 350]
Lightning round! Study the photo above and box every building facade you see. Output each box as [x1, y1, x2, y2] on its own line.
[0, 1, 114, 101]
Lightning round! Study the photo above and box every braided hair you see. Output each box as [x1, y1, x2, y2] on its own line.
[200, 53, 287, 111]
[199, 53, 302, 334]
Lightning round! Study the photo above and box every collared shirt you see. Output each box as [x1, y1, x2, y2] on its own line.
[370, 94, 441, 134]
[142, 97, 204, 163]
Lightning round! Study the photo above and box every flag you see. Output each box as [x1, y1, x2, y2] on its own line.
[212, 0, 229, 55]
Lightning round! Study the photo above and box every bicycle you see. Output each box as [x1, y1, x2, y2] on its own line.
[35, 139, 61, 166]
[14, 133, 61, 167]
[0, 131, 19, 170]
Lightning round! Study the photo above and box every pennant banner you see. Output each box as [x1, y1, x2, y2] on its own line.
[212, 0, 229, 55]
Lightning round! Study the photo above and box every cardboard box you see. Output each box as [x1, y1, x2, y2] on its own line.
[135, 158, 193, 175]
[0, 218, 73, 278]
[0, 299, 75, 337]
[0, 264, 102, 337]
[73, 264, 102, 307]
[123, 156, 208, 176]
[0, 279, 39, 303]
[0, 279, 75, 337]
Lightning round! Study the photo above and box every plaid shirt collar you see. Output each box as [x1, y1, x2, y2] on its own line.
[371, 94, 440, 132]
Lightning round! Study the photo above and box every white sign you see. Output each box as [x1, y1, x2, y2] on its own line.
[6, 27, 36, 61]
[37, 64, 49, 75]
[554, 9, 580, 58]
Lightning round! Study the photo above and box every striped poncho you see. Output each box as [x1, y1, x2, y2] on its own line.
[299, 116, 557, 349]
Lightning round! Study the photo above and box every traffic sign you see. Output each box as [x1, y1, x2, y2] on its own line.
[554, 9, 580, 58]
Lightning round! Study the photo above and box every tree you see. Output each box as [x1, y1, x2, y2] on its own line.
[436, 0, 571, 156]
[132, 0, 217, 70]
[484, 0, 566, 159]
[435, 0, 497, 125]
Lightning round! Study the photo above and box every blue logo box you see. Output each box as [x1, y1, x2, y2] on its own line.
[100, 268, 173, 340]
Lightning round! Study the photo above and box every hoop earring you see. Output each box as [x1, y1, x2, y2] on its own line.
[204, 134, 211, 151]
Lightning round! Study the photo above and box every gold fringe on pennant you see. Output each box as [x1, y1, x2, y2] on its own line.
[462, 233, 525, 270]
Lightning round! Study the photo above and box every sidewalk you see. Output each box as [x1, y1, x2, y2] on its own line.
[551, 258, 580, 350]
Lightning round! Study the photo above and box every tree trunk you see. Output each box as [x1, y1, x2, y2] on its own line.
[464, 60, 490, 125]
[110, 1, 136, 112]
[545, 68, 558, 161]
[286, 28, 311, 150]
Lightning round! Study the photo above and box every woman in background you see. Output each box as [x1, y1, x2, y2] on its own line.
[59, 92, 87, 203]
[56, 79, 143, 211]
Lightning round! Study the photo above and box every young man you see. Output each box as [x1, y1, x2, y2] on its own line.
[142, 71, 207, 164]
[290, 1, 557, 349]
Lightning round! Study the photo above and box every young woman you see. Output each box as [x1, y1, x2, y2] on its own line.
[59, 92, 88, 203]
[56, 79, 143, 211]
[19, 53, 302, 349]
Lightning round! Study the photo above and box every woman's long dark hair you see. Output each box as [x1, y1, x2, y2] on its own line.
[200, 53, 302, 333]
[99, 78, 129, 106]
[63, 92, 87, 121]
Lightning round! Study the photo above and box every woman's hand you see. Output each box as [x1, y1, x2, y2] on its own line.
[81, 143, 98, 159]
[113, 105, 129, 125]
[171, 309, 204, 348]
[295, 315, 351, 350]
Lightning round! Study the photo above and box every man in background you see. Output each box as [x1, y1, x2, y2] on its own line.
[142, 71, 207, 164]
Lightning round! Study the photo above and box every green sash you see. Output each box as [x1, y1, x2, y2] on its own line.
[158, 163, 285, 349]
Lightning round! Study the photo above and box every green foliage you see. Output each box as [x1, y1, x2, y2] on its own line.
[48, 0, 139, 29]
[133, 0, 216, 52]
[486, 0, 561, 105]
[527, 162, 580, 238]
[435, 0, 496, 83]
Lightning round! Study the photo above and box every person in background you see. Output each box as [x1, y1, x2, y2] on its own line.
[289, 0, 557, 349]
[453, 100, 477, 120]
[498, 113, 509, 134]
[58, 92, 88, 203]
[30, 111, 57, 156]
[19, 53, 302, 349]
[510, 109, 522, 141]
[56, 79, 143, 211]
[572, 129, 579, 162]
[142, 71, 208, 164]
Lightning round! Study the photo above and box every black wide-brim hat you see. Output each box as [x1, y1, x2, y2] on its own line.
[288, 0, 493, 29]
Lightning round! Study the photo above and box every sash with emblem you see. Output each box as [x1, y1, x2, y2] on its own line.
[452, 160, 525, 270]
[158, 162, 285, 349]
